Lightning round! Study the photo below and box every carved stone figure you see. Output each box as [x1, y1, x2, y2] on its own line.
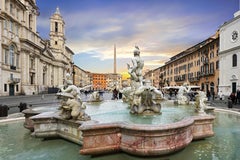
[127, 46, 144, 89]
[175, 83, 191, 105]
[57, 73, 91, 121]
[130, 80, 163, 114]
[126, 46, 164, 115]
[195, 91, 207, 114]
[89, 91, 102, 102]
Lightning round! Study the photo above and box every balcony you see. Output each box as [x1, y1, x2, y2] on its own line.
[199, 70, 214, 77]
[8, 78, 21, 84]
[202, 58, 209, 65]
[174, 76, 186, 82]
[188, 77, 200, 82]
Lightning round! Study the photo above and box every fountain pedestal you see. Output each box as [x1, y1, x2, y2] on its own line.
[30, 112, 96, 144]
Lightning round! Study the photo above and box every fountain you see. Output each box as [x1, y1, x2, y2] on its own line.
[20, 46, 215, 157]
[1, 110, 240, 160]
[79, 46, 214, 156]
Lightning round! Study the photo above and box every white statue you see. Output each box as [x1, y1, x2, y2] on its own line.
[175, 83, 191, 105]
[89, 91, 102, 102]
[126, 47, 164, 115]
[195, 91, 207, 115]
[127, 46, 144, 89]
[56, 73, 90, 121]
[130, 79, 164, 114]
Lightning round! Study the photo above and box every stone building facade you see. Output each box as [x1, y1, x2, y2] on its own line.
[73, 65, 91, 88]
[0, 0, 73, 96]
[219, 10, 240, 96]
[144, 32, 219, 95]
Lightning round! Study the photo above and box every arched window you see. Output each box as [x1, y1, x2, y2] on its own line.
[9, 45, 15, 66]
[232, 54, 237, 67]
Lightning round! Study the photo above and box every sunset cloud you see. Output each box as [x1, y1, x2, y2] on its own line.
[36, 0, 238, 73]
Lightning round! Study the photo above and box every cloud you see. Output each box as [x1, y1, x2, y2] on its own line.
[37, 0, 227, 73]
[64, 7, 210, 62]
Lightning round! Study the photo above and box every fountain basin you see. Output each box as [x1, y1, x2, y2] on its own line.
[1, 110, 239, 160]
[80, 115, 214, 156]
[22, 100, 214, 157]
[30, 111, 97, 145]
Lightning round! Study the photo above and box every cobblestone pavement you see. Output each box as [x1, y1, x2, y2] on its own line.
[0, 92, 114, 116]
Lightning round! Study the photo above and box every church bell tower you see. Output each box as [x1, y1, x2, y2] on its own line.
[49, 7, 66, 58]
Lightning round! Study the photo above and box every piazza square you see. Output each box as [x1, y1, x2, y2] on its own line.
[0, 0, 240, 160]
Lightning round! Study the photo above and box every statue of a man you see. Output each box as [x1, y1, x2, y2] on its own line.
[127, 46, 144, 88]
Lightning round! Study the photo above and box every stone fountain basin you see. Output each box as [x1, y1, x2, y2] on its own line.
[23, 100, 215, 157]
[80, 114, 214, 156]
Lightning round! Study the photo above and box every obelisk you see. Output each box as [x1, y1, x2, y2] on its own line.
[114, 44, 116, 74]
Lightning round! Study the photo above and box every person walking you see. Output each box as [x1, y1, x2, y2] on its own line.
[212, 91, 215, 100]
[230, 92, 236, 105]
[237, 89, 240, 104]
[207, 90, 211, 101]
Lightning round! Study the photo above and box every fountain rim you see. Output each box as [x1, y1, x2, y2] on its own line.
[0, 107, 239, 124]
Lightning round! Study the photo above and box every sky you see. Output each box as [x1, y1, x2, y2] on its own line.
[36, 0, 239, 74]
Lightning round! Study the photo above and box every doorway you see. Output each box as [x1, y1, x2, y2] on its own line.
[232, 82, 237, 93]
[9, 84, 14, 96]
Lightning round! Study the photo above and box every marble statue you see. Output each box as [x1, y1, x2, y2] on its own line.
[56, 73, 91, 121]
[175, 83, 191, 105]
[194, 91, 207, 114]
[120, 87, 132, 103]
[126, 46, 164, 115]
[130, 80, 163, 114]
[127, 46, 144, 89]
[89, 91, 102, 102]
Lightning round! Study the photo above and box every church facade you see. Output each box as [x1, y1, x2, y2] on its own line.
[0, 0, 73, 96]
[219, 10, 240, 96]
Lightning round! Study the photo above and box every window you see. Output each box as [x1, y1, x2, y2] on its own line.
[29, 14, 33, 29]
[4, 84, 7, 92]
[9, 45, 15, 66]
[210, 62, 214, 73]
[16, 54, 19, 68]
[10, 21, 14, 32]
[55, 41, 57, 45]
[15, 24, 19, 36]
[232, 54, 237, 67]
[43, 73, 46, 85]
[16, 8, 19, 19]
[216, 61, 219, 69]
[4, 49, 9, 64]
[30, 73, 35, 84]
[16, 85, 19, 92]
[55, 22, 58, 32]
[210, 52, 214, 58]
[4, 20, 7, 29]
[30, 57, 35, 69]
[10, 3, 13, 15]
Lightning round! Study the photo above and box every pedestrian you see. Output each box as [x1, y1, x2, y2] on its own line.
[212, 91, 215, 100]
[112, 88, 118, 100]
[207, 90, 211, 101]
[229, 92, 236, 105]
[236, 89, 240, 104]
